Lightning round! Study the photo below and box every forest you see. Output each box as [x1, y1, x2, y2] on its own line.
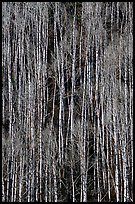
[2, 2, 133, 202]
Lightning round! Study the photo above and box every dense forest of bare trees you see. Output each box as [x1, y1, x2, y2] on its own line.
[2, 2, 133, 202]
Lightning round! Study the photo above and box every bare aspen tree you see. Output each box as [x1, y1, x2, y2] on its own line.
[2, 2, 133, 202]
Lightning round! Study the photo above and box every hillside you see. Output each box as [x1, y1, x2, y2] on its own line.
[2, 2, 133, 202]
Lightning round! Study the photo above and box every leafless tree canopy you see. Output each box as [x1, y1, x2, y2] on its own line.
[2, 2, 133, 202]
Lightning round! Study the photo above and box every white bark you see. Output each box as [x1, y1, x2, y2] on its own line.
[2, 2, 133, 202]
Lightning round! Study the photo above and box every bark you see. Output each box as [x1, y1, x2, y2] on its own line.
[2, 2, 133, 202]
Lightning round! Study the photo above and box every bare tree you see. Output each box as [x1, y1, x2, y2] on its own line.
[2, 2, 133, 202]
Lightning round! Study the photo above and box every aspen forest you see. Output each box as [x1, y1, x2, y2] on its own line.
[2, 2, 133, 202]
